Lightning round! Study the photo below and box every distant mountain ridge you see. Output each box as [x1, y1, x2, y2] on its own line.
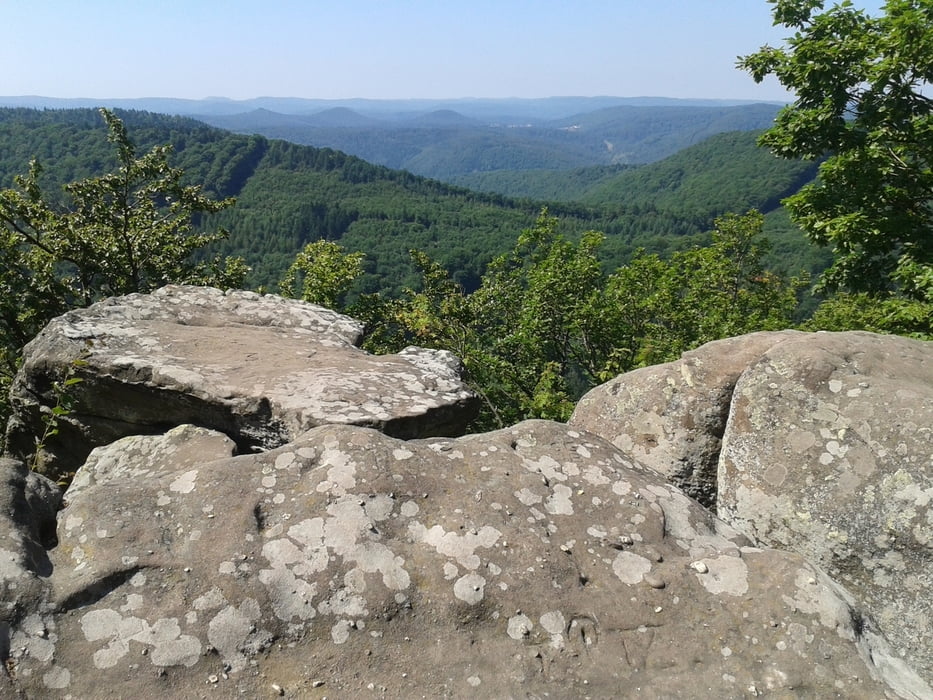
[0, 95, 786, 181]
[0, 95, 785, 121]
[194, 102, 784, 180]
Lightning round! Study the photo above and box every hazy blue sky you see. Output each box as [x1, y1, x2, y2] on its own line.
[0, 1, 877, 101]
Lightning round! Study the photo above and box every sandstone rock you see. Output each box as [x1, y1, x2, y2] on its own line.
[4, 286, 479, 480]
[2, 420, 926, 698]
[0, 459, 58, 698]
[569, 331, 801, 507]
[571, 330, 933, 689]
[718, 331, 933, 685]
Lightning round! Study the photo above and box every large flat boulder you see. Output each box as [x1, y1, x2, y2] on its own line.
[2, 420, 926, 698]
[4, 286, 479, 480]
[570, 330, 933, 687]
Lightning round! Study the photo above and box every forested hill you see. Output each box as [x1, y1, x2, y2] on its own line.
[0, 108, 822, 294]
[451, 130, 818, 219]
[449, 131, 825, 277]
[197, 102, 783, 180]
[0, 108, 547, 291]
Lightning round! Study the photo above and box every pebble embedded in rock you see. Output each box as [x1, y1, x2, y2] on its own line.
[645, 573, 666, 589]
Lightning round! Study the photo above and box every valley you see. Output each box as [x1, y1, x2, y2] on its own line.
[0, 99, 822, 297]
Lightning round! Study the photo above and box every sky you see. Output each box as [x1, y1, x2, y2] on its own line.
[0, 1, 875, 102]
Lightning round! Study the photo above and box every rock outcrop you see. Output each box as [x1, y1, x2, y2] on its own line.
[570, 331, 801, 507]
[4, 286, 479, 480]
[2, 289, 931, 698]
[3, 421, 927, 698]
[571, 330, 933, 690]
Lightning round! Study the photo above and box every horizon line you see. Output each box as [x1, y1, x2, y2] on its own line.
[1, 94, 789, 104]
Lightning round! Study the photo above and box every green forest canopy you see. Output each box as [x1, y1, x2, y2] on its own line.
[0, 108, 827, 295]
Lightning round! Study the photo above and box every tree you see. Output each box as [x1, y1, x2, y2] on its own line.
[363, 211, 605, 428]
[361, 209, 801, 431]
[278, 239, 364, 308]
[738, 0, 933, 311]
[0, 109, 247, 426]
[801, 291, 932, 337]
[607, 211, 804, 367]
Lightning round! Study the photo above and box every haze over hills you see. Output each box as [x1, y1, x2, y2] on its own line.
[0, 95, 785, 121]
[194, 102, 784, 180]
[0, 96, 785, 180]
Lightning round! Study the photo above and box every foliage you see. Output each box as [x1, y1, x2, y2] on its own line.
[448, 131, 828, 287]
[279, 239, 365, 308]
[581, 131, 818, 220]
[373, 211, 606, 428]
[0, 108, 830, 299]
[362, 209, 802, 431]
[739, 0, 933, 308]
[0, 108, 245, 313]
[31, 345, 89, 482]
[0, 109, 247, 442]
[802, 292, 933, 339]
[608, 211, 806, 368]
[450, 163, 638, 202]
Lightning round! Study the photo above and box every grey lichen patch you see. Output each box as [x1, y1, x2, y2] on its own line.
[725, 484, 848, 568]
[539, 610, 565, 634]
[193, 587, 227, 611]
[782, 566, 860, 640]
[400, 500, 420, 518]
[169, 469, 198, 494]
[693, 555, 749, 596]
[207, 599, 268, 672]
[612, 550, 652, 585]
[0, 544, 30, 582]
[515, 488, 542, 506]
[314, 445, 358, 495]
[393, 447, 414, 461]
[42, 665, 72, 689]
[544, 484, 574, 515]
[259, 492, 410, 625]
[521, 455, 568, 484]
[10, 614, 59, 666]
[453, 573, 487, 604]
[507, 613, 533, 640]
[258, 556, 319, 622]
[408, 522, 501, 571]
[79, 609, 201, 668]
[331, 619, 352, 645]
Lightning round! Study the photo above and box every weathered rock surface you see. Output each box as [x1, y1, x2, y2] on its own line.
[719, 331, 933, 684]
[0, 459, 59, 640]
[2, 420, 928, 699]
[4, 286, 479, 480]
[571, 330, 933, 689]
[570, 331, 801, 507]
